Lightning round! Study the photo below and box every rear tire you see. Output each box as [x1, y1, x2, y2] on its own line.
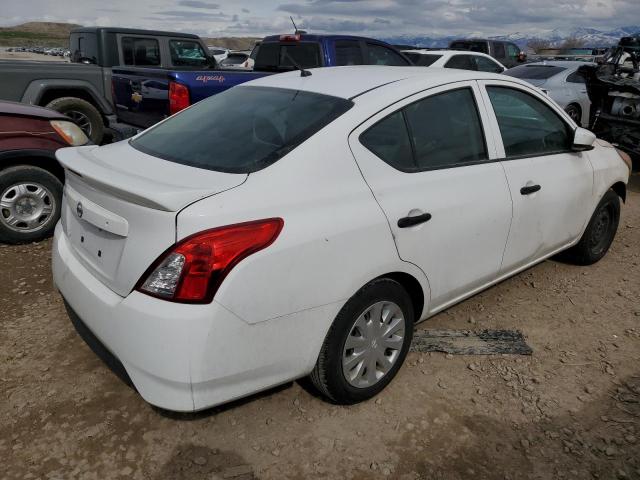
[45, 96, 104, 144]
[563, 190, 620, 265]
[310, 278, 414, 404]
[0, 166, 63, 244]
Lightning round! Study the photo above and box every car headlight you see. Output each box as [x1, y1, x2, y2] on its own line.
[50, 120, 89, 146]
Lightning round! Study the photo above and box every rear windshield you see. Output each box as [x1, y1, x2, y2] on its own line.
[131, 86, 353, 173]
[505, 64, 566, 79]
[450, 41, 488, 54]
[254, 42, 322, 71]
[405, 53, 442, 66]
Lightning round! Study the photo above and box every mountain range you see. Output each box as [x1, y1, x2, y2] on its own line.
[381, 26, 640, 50]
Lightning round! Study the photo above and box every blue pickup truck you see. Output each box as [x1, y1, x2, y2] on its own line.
[113, 32, 412, 130]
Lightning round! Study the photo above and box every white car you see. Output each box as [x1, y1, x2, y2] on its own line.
[504, 61, 593, 127]
[52, 66, 630, 412]
[402, 49, 506, 73]
[207, 46, 229, 64]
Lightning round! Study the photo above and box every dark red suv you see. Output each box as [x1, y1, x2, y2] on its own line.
[0, 101, 88, 243]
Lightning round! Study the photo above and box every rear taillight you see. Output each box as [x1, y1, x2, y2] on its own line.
[169, 81, 190, 115]
[279, 34, 301, 42]
[137, 218, 283, 303]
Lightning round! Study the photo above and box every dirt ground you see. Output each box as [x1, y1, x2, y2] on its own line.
[2, 177, 640, 480]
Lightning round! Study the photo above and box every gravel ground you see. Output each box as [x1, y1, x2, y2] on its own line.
[2, 177, 639, 480]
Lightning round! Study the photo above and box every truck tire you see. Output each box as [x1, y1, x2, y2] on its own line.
[0, 165, 63, 244]
[45, 96, 104, 144]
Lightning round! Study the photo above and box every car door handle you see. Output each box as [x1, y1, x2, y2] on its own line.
[520, 184, 541, 195]
[398, 213, 432, 228]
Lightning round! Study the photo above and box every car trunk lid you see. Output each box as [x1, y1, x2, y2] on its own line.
[56, 142, 247, 297]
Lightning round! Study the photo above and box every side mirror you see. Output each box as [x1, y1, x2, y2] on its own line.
[572, 127, 596, 151]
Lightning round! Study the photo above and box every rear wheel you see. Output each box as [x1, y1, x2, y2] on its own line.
[45, 96, 104, 144]
[310, 278, 414, 404]
[563, 190, 620, 265]
[0, 166, 62, 244]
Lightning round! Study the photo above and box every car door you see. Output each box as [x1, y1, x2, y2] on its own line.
[349, 82, 512, 312]
[478, 80, 594, 273]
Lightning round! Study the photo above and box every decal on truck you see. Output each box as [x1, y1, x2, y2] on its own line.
[195, 75, 226, 84]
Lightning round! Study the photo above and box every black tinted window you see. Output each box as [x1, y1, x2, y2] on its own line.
[131, 87, 353, 173]
[474, 56, 503, 73]
[122, 37, 160, 66]
[505, 65, 566, 80]
[493, 42, 505, 58]
[444, 55, 476, 70]
[405, 89, 486, 169]
[335, 40, 363, 66]
[487, 86, 571, 157]
[169, 40, 208, 67]
[566, 71, 585, 83]
[360, 112, 414, 170]
[366, 43, 409, 66]
[254, 42, 321, 71]
[405, 52, 442, 66]
[70, 32, 98, 64]
[450, 41, 488, 54]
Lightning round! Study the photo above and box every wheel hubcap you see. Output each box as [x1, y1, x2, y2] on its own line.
[65, 110, 92, 136]
[0, 182, 55, 233]
[342, 301, 405, 389]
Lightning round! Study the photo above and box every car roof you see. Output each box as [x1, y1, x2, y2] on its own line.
[71, 27, 199, 39]
[244, 65, 512, 100]
[261, 34, 392, 45]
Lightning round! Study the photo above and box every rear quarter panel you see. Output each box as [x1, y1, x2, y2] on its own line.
[170, 70, 272, 104]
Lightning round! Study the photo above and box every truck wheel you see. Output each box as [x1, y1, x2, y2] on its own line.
[0, 166, 63, 244]
[45, 97, 104, 144]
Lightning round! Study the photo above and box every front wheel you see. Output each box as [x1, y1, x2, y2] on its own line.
[563, 190, 620, 265]
[0, 166, 62, 244]
[309, 278, 414, 404]
[564, 104, 582, 127]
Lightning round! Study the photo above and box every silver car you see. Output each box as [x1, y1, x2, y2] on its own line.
[504, 61, 592, 127]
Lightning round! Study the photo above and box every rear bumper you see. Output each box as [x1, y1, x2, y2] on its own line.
[52, 223, 340, 411]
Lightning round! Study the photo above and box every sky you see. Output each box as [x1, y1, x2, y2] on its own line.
[1, 0, 638, 38]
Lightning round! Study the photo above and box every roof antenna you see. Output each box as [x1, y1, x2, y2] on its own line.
[284, 50, 312, 77]
[290, 15, 306, 35]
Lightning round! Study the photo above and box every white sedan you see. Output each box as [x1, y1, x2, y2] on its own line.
[52, 66, 630, 412]
[402, 49, 506, 73]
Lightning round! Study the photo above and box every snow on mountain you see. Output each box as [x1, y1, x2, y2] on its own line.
[381, 26, 640, 49]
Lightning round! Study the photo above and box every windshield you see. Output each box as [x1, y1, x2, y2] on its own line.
[131, 86, 353, 173]
[404, 52, 442, 66]
[505, 64, 566, 79]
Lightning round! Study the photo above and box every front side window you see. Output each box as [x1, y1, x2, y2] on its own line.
[366, 43, 409, 66]
[506, 43, 520, 58]
[169, 40, 208, 67]
[360, 88, 487, 171]
[444, 55, 476, 70]
[487, 86, 571, 157]
[335, 40, 363, 66]
[122, 37, 160, 66]
[131, 86, 353, 173]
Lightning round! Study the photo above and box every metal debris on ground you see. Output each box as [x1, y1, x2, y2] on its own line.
[411, 329, 533, 355]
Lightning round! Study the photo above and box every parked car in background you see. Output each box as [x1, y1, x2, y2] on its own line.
[402, 49, 505, 72]
[242, 42, 261, 69]
[219, 51, 251, 70]
[504, 61, 592, 126]
[207, 46, 229, 63]
[53, 66, 628, 412]
[449, 39, 526, 68]
[0, 101, 88, 243]
[0, 27, 217, 144]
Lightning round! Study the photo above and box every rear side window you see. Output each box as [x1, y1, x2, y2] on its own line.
[505, 65, 566, 80]
[131, 86, 353, 173]
[254, 42, 322, 71]
[69, 32, 99, 64]
[404, 52, 442, 66]
[474, 56, 504, 73]
[487, 86, 571, 157]
[366, 43, 409, 66]
[444, 55, 476, 70]
[566, 71, 585, 83]
[360, 88, 487, 171]
[169, 40, 208, 67]
[335, 40, 363, 66]
[493, 42, 506, 58]
[122, 37, 160, 66]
